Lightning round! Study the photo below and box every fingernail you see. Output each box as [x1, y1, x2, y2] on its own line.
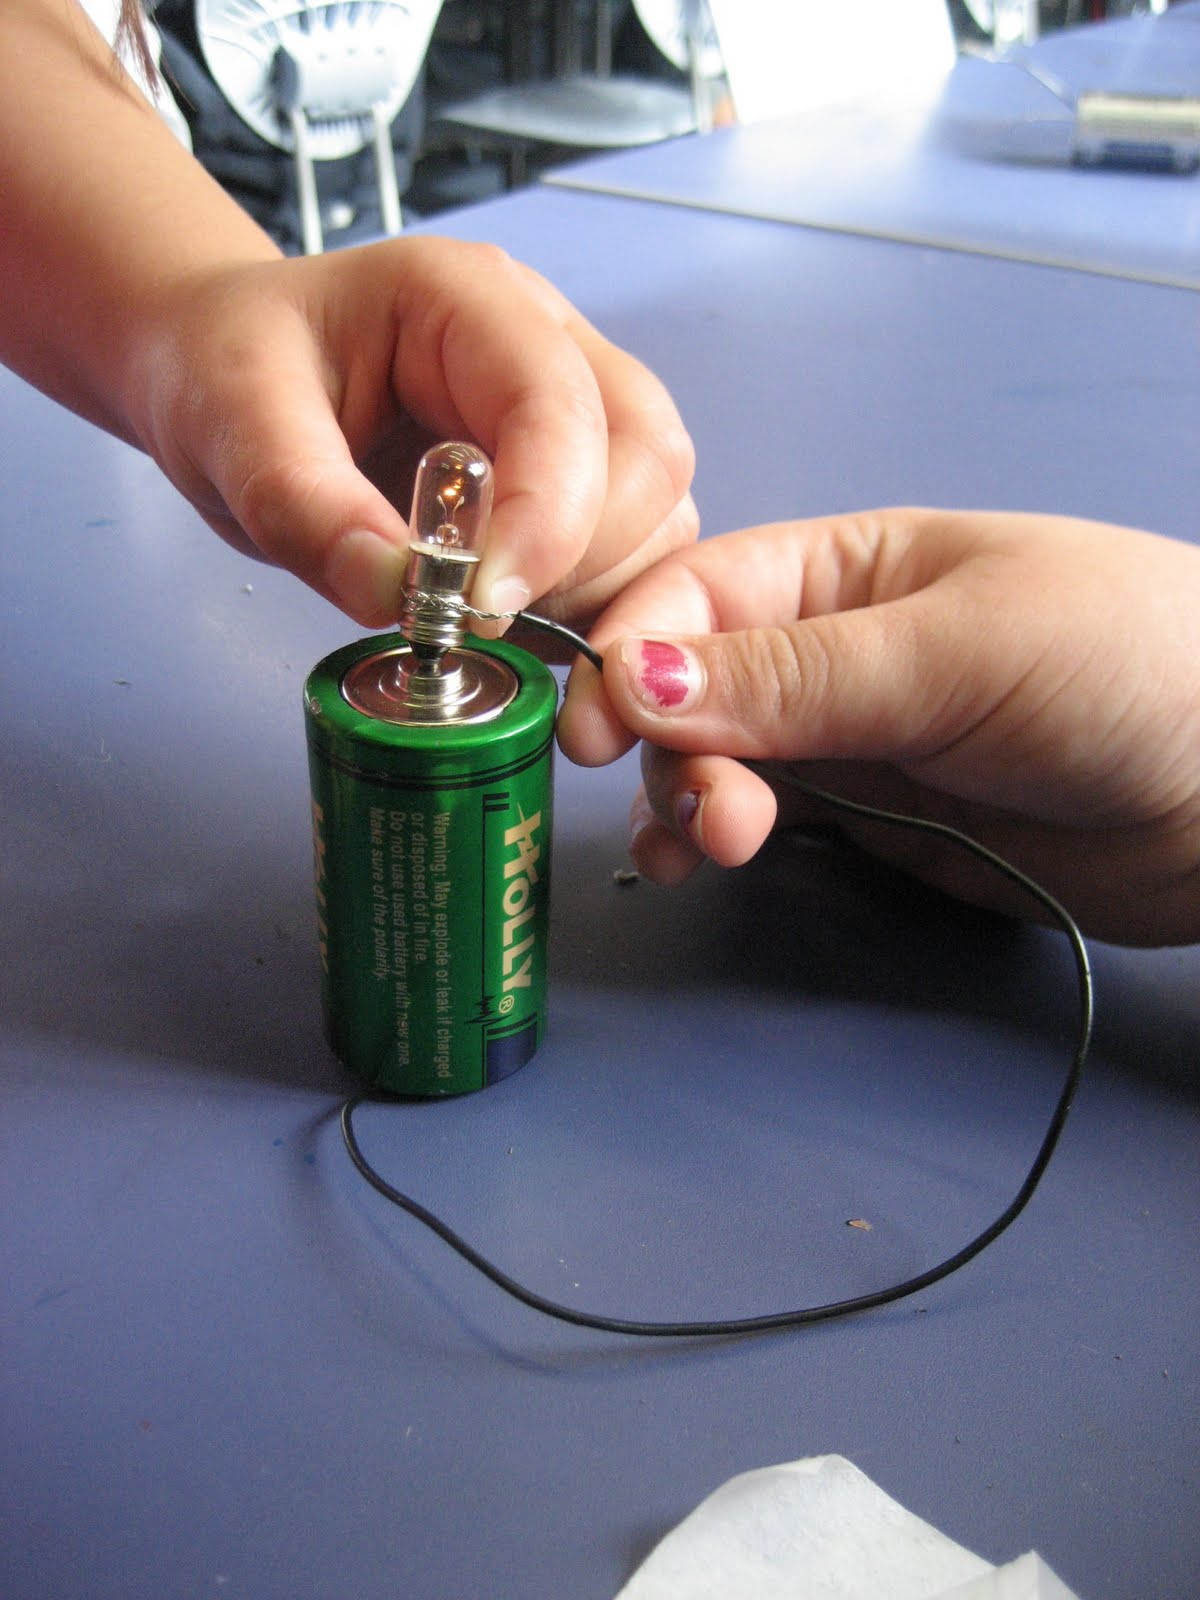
[629, 788, 655, 848]
[675, 788, 703, 847]
[480, 574, 532, 619]
[327, 530, 405, 621]
[621, 638, 703, 714]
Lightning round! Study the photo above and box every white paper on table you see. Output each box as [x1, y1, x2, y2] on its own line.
[614, 1455, 1082, 1600]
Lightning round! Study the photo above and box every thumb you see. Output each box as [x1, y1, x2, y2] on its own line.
[603, 596, 963, 765]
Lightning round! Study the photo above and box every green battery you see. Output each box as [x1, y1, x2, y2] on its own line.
[302, 439, 559, 1096]
[305, 631, 556, 1096]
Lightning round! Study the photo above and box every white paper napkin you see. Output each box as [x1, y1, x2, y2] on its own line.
[614, 1455, 1081, 1600]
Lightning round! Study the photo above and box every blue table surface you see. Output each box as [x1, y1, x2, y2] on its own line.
[2, 186, 1198, 1600]
[546, 7, 1200, 289]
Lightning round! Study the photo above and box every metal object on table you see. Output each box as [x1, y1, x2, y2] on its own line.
[1074, 90, 1200, 171]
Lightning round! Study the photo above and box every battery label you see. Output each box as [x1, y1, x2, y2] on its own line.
[308, 745, 551, 1095]
[497, 805, 542, 992]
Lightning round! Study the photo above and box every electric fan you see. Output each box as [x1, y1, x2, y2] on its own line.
[196, 0, 442, 252]
[630, 0, 724, 81]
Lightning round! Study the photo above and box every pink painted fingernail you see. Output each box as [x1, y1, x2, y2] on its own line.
[675, 788, 704, 847]
[622, 638, 702, 714]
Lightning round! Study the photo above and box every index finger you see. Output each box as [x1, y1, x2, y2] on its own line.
[388, 241, 610, 615]
[524, 306, 697, 626]
[475, 286, 694, 620]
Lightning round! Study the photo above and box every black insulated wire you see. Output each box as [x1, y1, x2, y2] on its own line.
[339, 621, 1094, 1338]
[509, 608, 604, 672]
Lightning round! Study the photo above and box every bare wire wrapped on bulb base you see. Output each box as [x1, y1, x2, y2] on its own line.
[396, 545, 480, 660]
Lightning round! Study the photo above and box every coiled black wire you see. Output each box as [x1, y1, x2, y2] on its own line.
[339, 611, 1094, 1337]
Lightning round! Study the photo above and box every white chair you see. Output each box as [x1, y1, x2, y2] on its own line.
[434, 1, 716, 171]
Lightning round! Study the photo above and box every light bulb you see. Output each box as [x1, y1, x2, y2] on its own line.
[398, 442, 494, 659]
[409, 441, 493, 559]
